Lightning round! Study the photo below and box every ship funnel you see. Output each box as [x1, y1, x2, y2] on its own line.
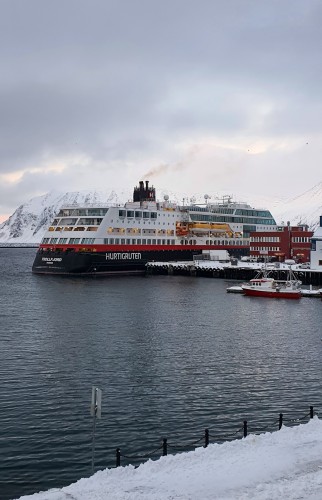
[133, 180, 156, 202]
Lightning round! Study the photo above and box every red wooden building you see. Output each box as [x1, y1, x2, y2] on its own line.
[249, 224, 313, 262]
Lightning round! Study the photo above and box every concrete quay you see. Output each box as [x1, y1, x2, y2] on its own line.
[146, 260, 322, 286]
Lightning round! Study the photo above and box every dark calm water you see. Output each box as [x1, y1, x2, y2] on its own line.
[1, 248, 322, 499]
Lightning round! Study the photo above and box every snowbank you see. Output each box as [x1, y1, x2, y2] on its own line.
[19, 418, 322, 500]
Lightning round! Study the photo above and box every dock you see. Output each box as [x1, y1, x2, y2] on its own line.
[146, 260, 322, 287]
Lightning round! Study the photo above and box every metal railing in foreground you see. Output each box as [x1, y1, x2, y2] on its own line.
[114, 405, 316, 468]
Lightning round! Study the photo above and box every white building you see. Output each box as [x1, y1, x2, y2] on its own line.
[310, 216, 322, 269]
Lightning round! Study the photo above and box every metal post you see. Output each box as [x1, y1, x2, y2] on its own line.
[204, 428, 209, 448]
[243, 420, 247, 438]
[90, 387, 102, 475]
[116, 448, 121, 467]
[310, 406, 314, 419]
[162, 438, 167, 456]
[91, 407, 97, 474]
[279, 413, 283, 430]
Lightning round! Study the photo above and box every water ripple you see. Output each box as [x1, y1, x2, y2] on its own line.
[1, 249, 322, 499]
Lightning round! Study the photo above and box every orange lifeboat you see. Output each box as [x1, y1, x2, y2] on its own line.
[176, 222, 189, 236]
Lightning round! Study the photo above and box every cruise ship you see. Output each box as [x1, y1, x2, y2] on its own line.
[32, 181, 277, 275]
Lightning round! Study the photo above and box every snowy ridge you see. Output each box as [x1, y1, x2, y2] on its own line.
[0, 183, 321, 244]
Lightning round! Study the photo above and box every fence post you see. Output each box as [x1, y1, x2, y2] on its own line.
[243, 420, 247, 438]
[310, 406, 314, 419]
[279, 413, 283, 430]
[204, 428, 209, 448]
[162, 438, 167, 456]
[116, 448, 121, 467]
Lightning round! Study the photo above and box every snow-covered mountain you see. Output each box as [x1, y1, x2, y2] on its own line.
[272, 182, 322, 230]
[0, 183, 322, 244]
[0, 189, 126, 244]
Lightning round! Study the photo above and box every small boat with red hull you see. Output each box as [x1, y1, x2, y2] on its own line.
[241, 268, 302, 299]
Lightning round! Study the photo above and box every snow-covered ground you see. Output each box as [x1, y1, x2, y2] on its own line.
[18, 418, 322, 500]
[148, 260, 322, 273]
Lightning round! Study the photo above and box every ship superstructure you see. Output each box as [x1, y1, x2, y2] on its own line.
[32, 181, 277, 275]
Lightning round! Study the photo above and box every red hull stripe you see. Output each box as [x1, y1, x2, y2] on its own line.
[39, 244, 247, 252]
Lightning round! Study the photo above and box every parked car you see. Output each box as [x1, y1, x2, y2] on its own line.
[298, 262, 310, 269]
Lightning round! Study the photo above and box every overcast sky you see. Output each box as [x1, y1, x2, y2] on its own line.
[0, 0, 321, 220]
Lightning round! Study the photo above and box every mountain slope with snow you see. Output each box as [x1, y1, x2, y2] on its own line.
[0, 183, 321, 244]
[0, 190, 124, 243]
[272, 181, 322, 229]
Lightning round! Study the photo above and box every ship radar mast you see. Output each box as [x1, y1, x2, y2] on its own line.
[222, 194, 232, 204]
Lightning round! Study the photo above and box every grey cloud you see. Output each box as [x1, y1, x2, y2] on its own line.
[0, 0, 322, 215]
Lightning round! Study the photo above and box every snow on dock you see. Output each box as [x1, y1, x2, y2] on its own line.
[146, 260, 322, 288]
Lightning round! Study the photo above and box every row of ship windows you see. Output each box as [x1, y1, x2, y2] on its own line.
[52, 213, 178, 227]
[118, 210, 170, 219]
[250, 236, 311, 243]
[107, 228, 175, 235]
[188, 206, 272, 218]
[42, 237, 249, 246]
[250, 247, 280, 252]
[235, 209, 272, 218]
[188, 206, 235, 215]
[202, 240, 248, 246]
[57, 209, 108, 217]
[52, 218, 103, 226]
[190, 214, 275, 225]
[110, 220, 174, 225]
[250, 236, 280, 242]
[57, 209, 181, 219]
[104, 239, 176, 245]
[43, 238, 96, 244]
[292, 237, 311, 243]
[42, 237, 178, 245]
[48, 227, 176, 235]
[49, 226, 98, 232]
[56, 207, 274, 220]
[49, 222, 176, 232]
